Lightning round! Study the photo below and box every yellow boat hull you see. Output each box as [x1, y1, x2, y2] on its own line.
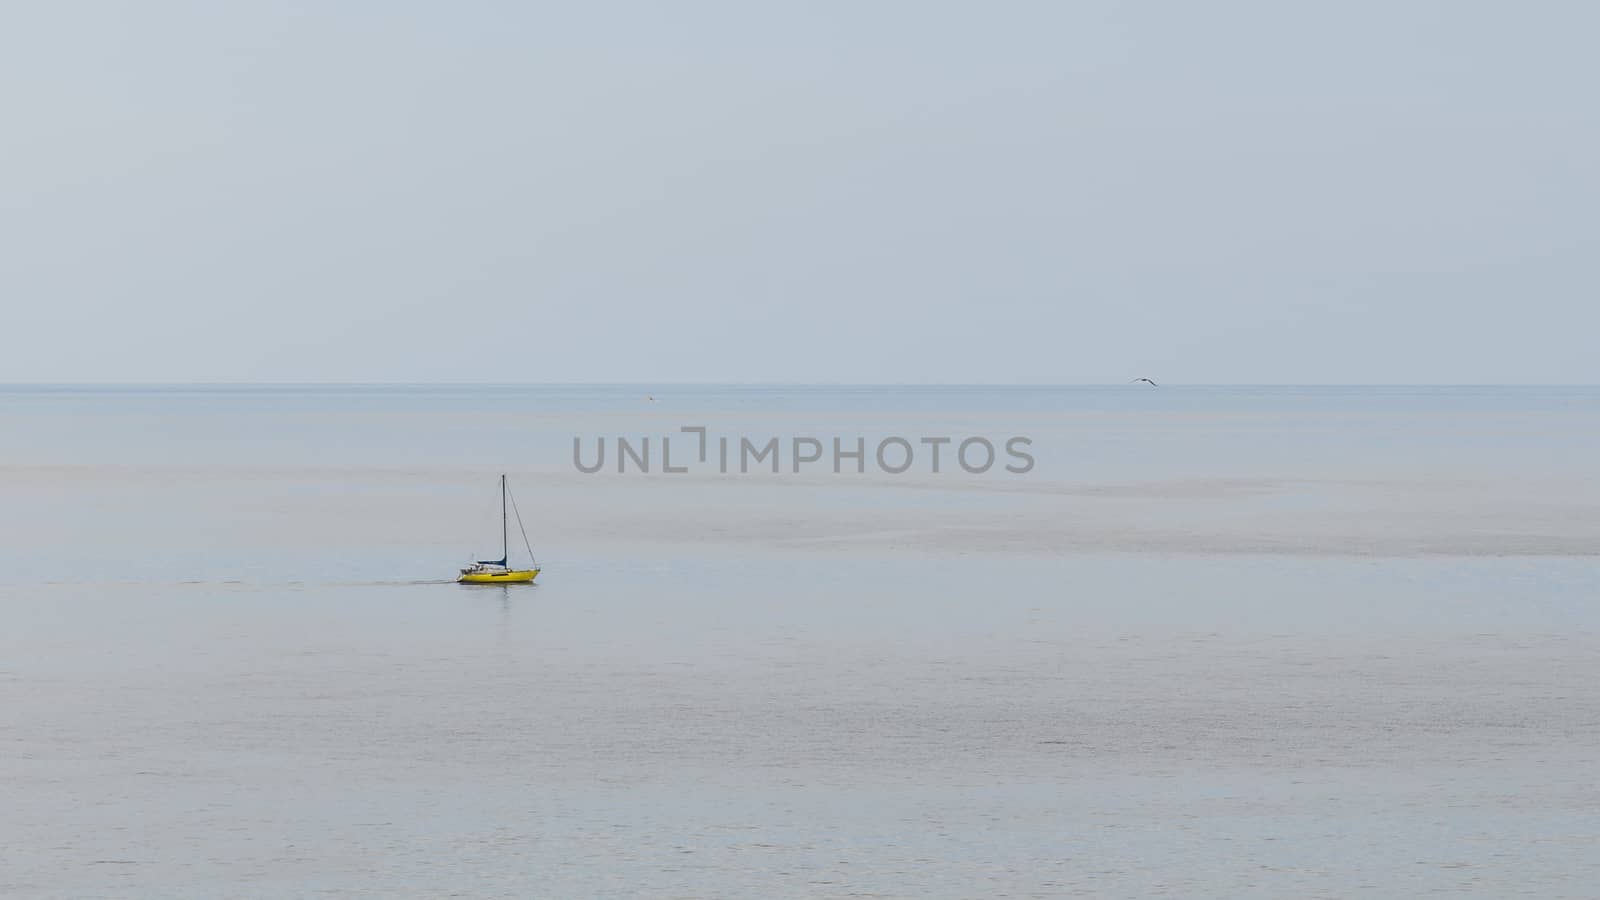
[458, 569, 540, 584]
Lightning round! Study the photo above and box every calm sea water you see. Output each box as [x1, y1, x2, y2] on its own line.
[2, 385, 1597, 897]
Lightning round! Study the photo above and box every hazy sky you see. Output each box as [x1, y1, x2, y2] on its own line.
[2, 1, 1596, 383]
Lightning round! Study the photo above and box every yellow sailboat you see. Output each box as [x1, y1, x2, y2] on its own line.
[457, 474, 541, 584]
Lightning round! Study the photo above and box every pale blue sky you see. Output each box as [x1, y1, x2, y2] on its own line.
[2, 1, 1596, 383]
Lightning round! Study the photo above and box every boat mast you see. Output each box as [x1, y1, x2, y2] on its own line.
[501, 474, 508, 565]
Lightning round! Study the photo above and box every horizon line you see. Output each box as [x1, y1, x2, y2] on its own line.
[3, 381, 1599, 389]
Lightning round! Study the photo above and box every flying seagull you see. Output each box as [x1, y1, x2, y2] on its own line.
[1130, 378, 1158, 386]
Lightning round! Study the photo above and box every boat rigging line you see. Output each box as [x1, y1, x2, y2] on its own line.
[506, 481, 536, 565]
